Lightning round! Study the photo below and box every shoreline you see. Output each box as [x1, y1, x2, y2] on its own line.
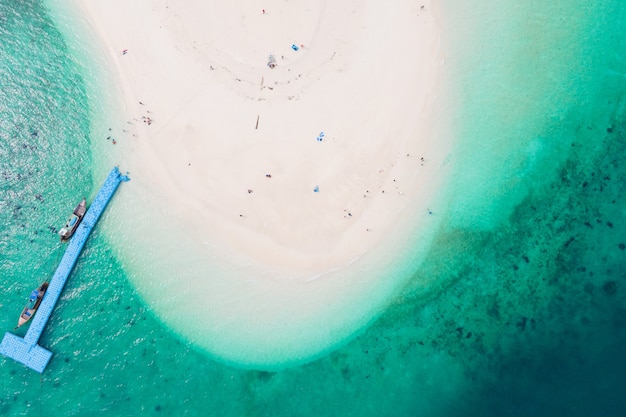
[69, 0, 454, 367]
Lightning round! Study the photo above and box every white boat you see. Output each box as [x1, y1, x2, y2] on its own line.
[59, 198, 86, 241]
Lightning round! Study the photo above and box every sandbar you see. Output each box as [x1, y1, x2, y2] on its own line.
[73, 0, 453, 368]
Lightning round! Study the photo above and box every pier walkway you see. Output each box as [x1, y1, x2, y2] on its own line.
[0, 167, 129, 373]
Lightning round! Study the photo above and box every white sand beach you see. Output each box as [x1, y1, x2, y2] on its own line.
[73, 0, 453, 367]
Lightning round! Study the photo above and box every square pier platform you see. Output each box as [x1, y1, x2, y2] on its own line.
[0, 333, 52, 373]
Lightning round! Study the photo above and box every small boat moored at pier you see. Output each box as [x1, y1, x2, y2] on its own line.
[17, 282, 49, 328]
[0, 166, 129, 373]
[59, 198, 86, 241]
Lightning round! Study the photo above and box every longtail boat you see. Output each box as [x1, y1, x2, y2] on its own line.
[16, 282, 49, 328]
[59, 198, 86, 241]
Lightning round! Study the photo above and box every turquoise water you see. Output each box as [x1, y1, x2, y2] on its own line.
[1, 0, 625, 416]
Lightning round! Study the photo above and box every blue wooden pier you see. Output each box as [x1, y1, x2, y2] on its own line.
[0, 167, 129, 373]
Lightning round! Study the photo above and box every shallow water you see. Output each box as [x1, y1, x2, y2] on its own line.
[1, 0, 625, 416]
